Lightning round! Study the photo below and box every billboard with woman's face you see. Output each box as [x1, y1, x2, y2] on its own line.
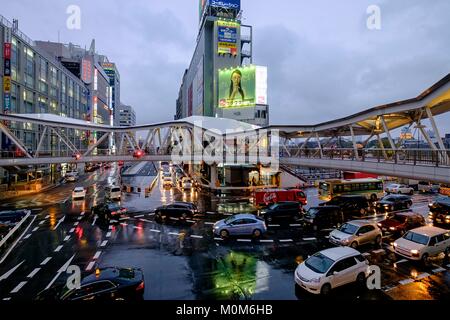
[218, 65, 267, 109]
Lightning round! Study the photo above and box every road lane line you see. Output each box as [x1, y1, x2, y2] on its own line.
[135, 214, 145, 218]
[63, 235, 71, 242]
[86, 261, 95, 271]
[53, 216, 66, 230]
[106, 232, 112, 238]
[399, 279, 414, 285]
[190, 235, 203, 239]
[44, 255, 76, 290]
[54, 245, 63, 252]
[23, 234, 31, 240]
[186, 220, 196, 223]
[2, 297, 11, 301]
[394, 259, 408, 266]
[279, 239, 293, 243]
[237, 239, 252, 242]
[0, 260, 25, 282]
[204, 222, 215, 225]
[268, 225, 280, 227]
[260, 240, 274, 243]
[93, 251, 102, 259]
[73, 222, 79, 226]
[0, 215, 36, 264]
[69, 228, 75, 233]
[39, 220, 45, 226]
[148, 212, 155, 216]
[214, 238, 223, 241]
[290, 224, 302, 227]
[32, 227, 39, 232]
[80, 211, 85, 216]
[92, 216, 97, 226]
[139, 218, 153, 223]
[40, 257, 52, 266]
[302, 237, 317, 241]
[10, 281, 27, 294]
[100, 240, 108, 247]
[27, 268, 41, 279]
[416, 273, 430, 280]
[150, 229, 161, 233]
[168, 232, 180, 236]
[109, 225, 113, 230]
[77, 216, 83, 221]
[45, 215, 50, 219]
[207, 212, 216, 215]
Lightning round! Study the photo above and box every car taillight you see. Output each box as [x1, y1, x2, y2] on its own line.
[111, 211, 117, 215]
[136, 281, 145, 291]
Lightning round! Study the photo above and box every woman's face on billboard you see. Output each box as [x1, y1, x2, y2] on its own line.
[231, 72, 241, 87]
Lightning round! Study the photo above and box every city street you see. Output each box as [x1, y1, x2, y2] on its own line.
[0, 163, 449, 301]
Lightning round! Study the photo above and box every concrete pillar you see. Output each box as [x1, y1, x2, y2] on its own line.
[209, 164, 218, 189]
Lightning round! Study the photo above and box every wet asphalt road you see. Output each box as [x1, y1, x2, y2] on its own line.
[0, 163, 449, 301]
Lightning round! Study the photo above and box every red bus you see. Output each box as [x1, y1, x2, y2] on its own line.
[254, 189, 307, 207]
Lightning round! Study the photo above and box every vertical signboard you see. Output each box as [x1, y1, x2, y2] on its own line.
[3, 27, 12, 115]
[217, 20, 239, 55]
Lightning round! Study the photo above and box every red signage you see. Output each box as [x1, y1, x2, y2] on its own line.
[4, 43, 11, 59]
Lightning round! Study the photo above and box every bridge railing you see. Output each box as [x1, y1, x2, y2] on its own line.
[282, 148, 450, 167]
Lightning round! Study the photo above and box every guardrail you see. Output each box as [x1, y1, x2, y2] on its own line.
[282, 148, 450, 167]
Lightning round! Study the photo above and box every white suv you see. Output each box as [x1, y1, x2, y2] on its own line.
[329, 220, 382, 249]
[295, 247, 370, 295]
[393, 226, 450, 263]
[72, 187, 86, 200]
[385, 184, 414, 195]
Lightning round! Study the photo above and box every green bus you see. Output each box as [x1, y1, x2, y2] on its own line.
[319, 178, 384, 202]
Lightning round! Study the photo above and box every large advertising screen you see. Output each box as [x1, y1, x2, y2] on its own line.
[218, 65, 267, 109]
[217, 21, 239, 55]
[210, 0, 241, 11]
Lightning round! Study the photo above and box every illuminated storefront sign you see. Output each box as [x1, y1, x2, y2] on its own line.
[217, 20, 239, 55]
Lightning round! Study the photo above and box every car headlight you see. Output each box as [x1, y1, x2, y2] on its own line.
[393, 242, 398, 248]
[411, 249, 419, 255]
[310, 277, 321, 283]
[446, 215, 450, 219]
[389, 227, 396, 231]
[341, 239, 350, 245]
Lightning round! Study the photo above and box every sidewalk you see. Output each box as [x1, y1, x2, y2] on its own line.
[0, 181, 62, 201]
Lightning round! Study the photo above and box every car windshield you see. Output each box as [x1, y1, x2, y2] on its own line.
[305, 208, 319, 218]
[111, 187, 120, 192]
[338, 223, 359, 235]
[382, 196, 396, 203]
[268, 204, 279, 210]
[108, 204, 120, 211]
[389, 214, 407, 223]
[403, 231, 429, 245]
[305, 253, 335, 274]
[224, 216, 236, 224]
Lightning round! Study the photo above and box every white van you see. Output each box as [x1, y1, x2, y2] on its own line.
[105, 185, 122, 201]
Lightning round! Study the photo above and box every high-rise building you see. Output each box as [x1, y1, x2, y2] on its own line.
[0, 16, 91, 184]
[175, 0, 269, 126]
[116, 104, 136, 127]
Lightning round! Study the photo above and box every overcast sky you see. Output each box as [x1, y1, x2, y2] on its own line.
[2, 0, 450, 133]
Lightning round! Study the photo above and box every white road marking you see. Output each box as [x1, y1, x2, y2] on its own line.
[279, 239, 293, 243]
[53, 216, 66, 230]
[207, 212, 216, 215]
[92, 216, 97, 226]
[77, 216, 83, 221]
[80, 211, 85, 216]
[27, 268, 41, 279]
[432, 267, 446, 274]
[303, 237, 316, 241]
[0, 260, 25, 282]
[290, 224, 302, 227]
[10, 281, 27, 294]
[237, 239, 252, 242]
[2, 297, 11, 301]
[93, 251, 102, 259]
[73, 222, 79, 226]
[150, 229, 161, 233]
[148, 212, 155, 216]
[108, 225, 113, 230]
[223, 213, 233, 216]
[86, 261, 96, 271]
[63, 235, 71, 242]
[186, 220, 196, 223]
[32, 227, 39, 232]
[40, 257, 52, 266]
[204, 222, 215, 225]
[45, 215, 50, 219]
[214, 237, 223, 241]
[39, 220, 45, 226]
[134, 214, 145, 218]
[139, 218, 153, 223]
[106, 232, 112, 238]
[44, 255, 76, 290]
[399, 279, 415, 285]
[395, 259, 408, 265]
[190, 235, 203, 239]
[23, 234, 31, 240]
[100, 240, 108, 247]
[54, 245, 63, 252]
[416, 273, 430, 280]
[119, 217, 130, 221]
[168, 232, 180, 236]
[0, 215, 36, 264]
[69, 228, 75, 233]
[260, 239, 274, 243]
[268, 224, 280, 227]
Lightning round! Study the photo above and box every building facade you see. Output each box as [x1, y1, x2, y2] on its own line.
[175, 0, 269, 126]
[116, 104, 136, 127]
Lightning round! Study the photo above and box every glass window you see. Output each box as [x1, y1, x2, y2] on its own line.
[305, 253, 334, 274]
[403, 232, 429, 245]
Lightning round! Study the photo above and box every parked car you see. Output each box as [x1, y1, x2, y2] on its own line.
[428, 197, 450, 227]
[320, 195, 371, 218]
[259, 201, 302, 224]
[213, 214, 267, 238]
[72, 187, 86, 200]
[295, 247, 370, 295]
[418, 181, 440, 193]
[378, 211, 426, 236]
[91, 203, 128, 221]
[303, 206, 345, 231]
[385, 183, 414, 195]
[329, 220, 382, 248]
[181, 177, 193, 190]
[35, 267, 144, 301]
[105, 185, 122, 201]
[376, 194, 413, 212]
[154, 202, 198, 222]
[393, 226, 450, 264]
